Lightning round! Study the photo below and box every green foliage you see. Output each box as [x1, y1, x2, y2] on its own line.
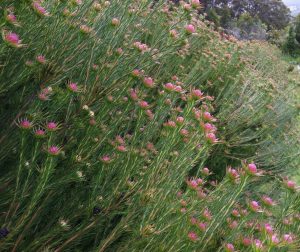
[0, 0, 299, 251]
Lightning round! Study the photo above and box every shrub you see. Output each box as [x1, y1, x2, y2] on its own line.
[0, 0, 298, 251]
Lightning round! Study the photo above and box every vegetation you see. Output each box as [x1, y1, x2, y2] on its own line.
[0, 0, 299, 251]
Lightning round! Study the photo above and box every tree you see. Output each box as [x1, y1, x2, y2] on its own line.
[283, 26, 299, 56]
[294, 14, 300, 44]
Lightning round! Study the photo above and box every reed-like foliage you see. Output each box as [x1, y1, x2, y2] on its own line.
[0, 0, 299, 251]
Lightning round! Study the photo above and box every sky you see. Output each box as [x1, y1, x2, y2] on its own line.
[282, 0, 300, 15]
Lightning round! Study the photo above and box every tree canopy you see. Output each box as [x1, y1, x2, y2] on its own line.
[201, 0, 291, 30]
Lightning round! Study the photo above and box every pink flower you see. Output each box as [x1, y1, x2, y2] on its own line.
[4, 32, 21, 47]
[111, 18, 120, 26]
[202, 167, 210, 176]
[48, 146, 60, 156]
[224, 243, 235, 252]
[170, 29, 178, 38]
[203, 111, 215, 121]
[191, 0, 201, 8]
[46, 122, 58, 131]
[36, 55, 46, 64]
[101, 155, 111, 164]
[164, 120, 176, 128]
[188, 232, 198, 241]
[284, 180, 297, 191]
[180, 129, 189, 137]
[164, 82, 175, 91]
[247, 163, 257, 175]
[283, 234, 293, 243]
[249, 201, 260, 212]
[130, 89, 138, 101]
[261, 196, 274, 207]
[6, 13, 18, 25]
[206, 133, 218, 143]
[32, 2, 49, 16]
[192, 89, 203, 99]
[197, 222, 207, 232]
[263, 223, 273, 234]
[68, 82, 78, 92]
[253, 239, 263, 249]
[143, 77, 154, 88]
[139, 100, 149, 109]
[227, 167, 239, 181]
[228, 220, 238, 229]
[132, 69, 140, 77]
[185, 24, 195, 34]
[190, 217, 197, 225]
[183, 4, 192, 11]
[34, 129, 46, 138]
[116, 48, 123, 55]
[19, 119, 32, 129]
[231, 209, 240, 218]
[271, 234, 279, 244]
[187, 179, 198, 189]
[242, 237, 252, 246]
[202, 209, 212, 221]
[176, 116, 184, 124]
[116, 145, 126, 152]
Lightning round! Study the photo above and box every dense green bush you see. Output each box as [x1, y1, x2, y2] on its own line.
[0, 0, 299, 251]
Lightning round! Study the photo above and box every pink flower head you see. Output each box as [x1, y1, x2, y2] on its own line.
[206, 133, 218, 143]
[101, 155, 111, 164]
[253, 239, 263, 249]
[4, 32, 21, 47]
[283, 234, 293, 243]
[32, 2, 49, 16]
[284, 180, 297, 191]
[48, 146, 60, 156]
[228, 220, 238, 229]
[224, 243, 235, 252]
[263, 223, 273, 235]
[180, 129, 189, 137]
[174, 85, 183, 93]
[6, 13, 17, 24]
[197, 189, 207, 199]
[202, 123, 217, 133]
[185, 24, 195, 34]
[116, 145, 126, 152]
[227, 167, 239, 181]
[203, 111, 214, 121]
[192, 89, 203, 99]
[191, 0, 201, 8]
[176, 116, 184, 124]
[197, 222, 207, 232]
[164, 120, 176, 128]
[38, 91, 49, 101]
[132, 69, 140, 77]
[19, 119, 32, 129]
[242, 237, 252, 247]
[143, 77, 154, 88]
[170, 29, 178, 38]
[115, 136, 125, 145]
[183, 3, 192, 11]
[188, 232, 198, 242]
[261, 196, 274, 207]
[46, 122, 58, 131]
[187, 179, 198, 189]
[164, 82, 175, 92]
[130, 89, 138, 101]
[202, 167, 210, 176]
[138, 100, 149, 109]
[68, 82, 78, 92]
[249, 201, 260, 212]
[146, 109, 154, 120]
[247, 163, 257, 175]
[111, 18, 120, 26]
[34, 129, 46, 138]
[271, 234, 279, 244]
[231, 209, 240, 218]
[36, 55, 46, 64]
[190, 217, 197, 225]
[202, 208, 212, 221]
